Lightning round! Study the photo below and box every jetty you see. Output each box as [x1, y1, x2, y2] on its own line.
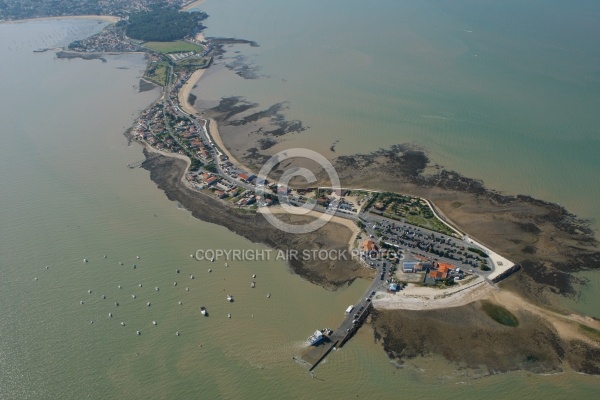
[297, 285, 376, 371]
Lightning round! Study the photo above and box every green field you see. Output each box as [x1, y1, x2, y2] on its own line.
[481, 301, 519, 327]
[144, 60, 169, 86]
[143, 40, 203, 54]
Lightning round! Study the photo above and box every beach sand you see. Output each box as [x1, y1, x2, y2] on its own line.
[178, 68, 206, 116]
[182, 0, 207, 11]
[1, 15, 120, 24]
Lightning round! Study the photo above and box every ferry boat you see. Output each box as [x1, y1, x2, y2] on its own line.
[307, 330, 324, 346]
[200, 306, 208, 316]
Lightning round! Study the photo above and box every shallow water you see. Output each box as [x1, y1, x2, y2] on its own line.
[1, 16, 600, 400]
[193, 0, 600, 230]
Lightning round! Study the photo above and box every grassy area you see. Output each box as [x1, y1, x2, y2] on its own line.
[371, 192, 456, 236]
[579, 324, 600, 342]
[144, 40, 203, 54]
[144, 60, 169, 86]
[481, 301, 519, 327]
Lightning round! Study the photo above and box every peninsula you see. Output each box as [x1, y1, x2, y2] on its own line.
[11, 0, 600, 376]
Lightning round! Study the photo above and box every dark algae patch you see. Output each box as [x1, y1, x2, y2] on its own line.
[481, 301, 519, 327]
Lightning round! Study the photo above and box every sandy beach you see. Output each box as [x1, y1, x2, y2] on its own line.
[1, 15, 120, 24]
[178, 68, 206, 116]
[181, 0, 207, 11]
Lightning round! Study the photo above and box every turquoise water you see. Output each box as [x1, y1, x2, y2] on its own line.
[1, 14, 600, 400]
[192, 0, 600, 230]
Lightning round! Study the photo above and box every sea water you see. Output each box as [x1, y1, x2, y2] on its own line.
[1, 15, 599, 400]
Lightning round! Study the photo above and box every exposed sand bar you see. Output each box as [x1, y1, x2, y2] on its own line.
[178, 68, 207, 116]
[182, 0, 206, 11]
[1, 15, 120, 24]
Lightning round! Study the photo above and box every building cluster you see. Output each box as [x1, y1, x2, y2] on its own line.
[68, 26, 144, 53]
[1, 0, 190, 21]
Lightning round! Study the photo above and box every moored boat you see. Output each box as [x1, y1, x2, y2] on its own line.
[200, 306, 208, 316]
[307, 330, 324, 346]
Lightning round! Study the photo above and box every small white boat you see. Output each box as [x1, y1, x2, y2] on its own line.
[108, 313, 112, 317]
[174, 282, 177, 286]
[225, 263, 228, 267]
[210, 258, 214, 263]
[104, 255, 107, 259]
[252, 274, 256, 278]
[226, 294, 233, 302]
[136, 256, 140, 259]
[147, 302, 151, 306]
[115, 302, 119, 306]
[190, 275, 194, 279]
[251, 282, 255, 288]
[186, 287, 189, 291]
[102, 295, 106, 299]
[34, 277, 38, 281]
[176, 331, 180, 336]
[139, 284, 142, 287]
[121, 322, 125, 326]
[118, 285, 122, 289]
[119, 262, 123, 265]
[80, 300, 84, 305]
[155, 287, 159, 291]
[152, 321, 157, 326]
[228, 313, 231, 318]
[133, 264, 137, 269]
[83, 259, 88, 263]
[176, 269, 180, 273]
[208, 269, 212, 273]
[267, 293, 271, 298]
[178, 301, 182, 305]
[136, 330, 141, 335]
[90, 320, 94, 324]
[88, 289, 92, 294]
[190, 254, 194, 258]
[200, 306, 207, 316]
[132, 294, 136, 299]
[45, 266, 48, 269]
